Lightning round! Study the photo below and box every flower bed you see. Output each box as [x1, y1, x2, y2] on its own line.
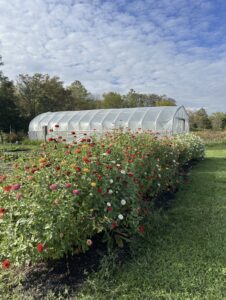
[0, 131, 205, 268]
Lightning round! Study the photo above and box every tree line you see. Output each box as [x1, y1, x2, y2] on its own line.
[188, 108, 226, 131]
[0, 56, 176, 133]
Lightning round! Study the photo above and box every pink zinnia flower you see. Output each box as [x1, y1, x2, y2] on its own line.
[50, 184, 58, 190]
[72, 189, 80, 195]
[86, 239, 93, 246]
[11, 184, 21, 191]
[64, 183, 72, 188]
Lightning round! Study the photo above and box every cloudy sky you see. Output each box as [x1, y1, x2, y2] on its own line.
[0, 0, 226, 112]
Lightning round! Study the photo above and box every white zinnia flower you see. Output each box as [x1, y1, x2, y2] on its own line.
[118, 214, 124, 220]
[120, 170, 126, 174]
[107, 202, 111, 207]
[108, 189, 113, 194]
[109, 179, 114, 184]
[121, 199, 126, 205]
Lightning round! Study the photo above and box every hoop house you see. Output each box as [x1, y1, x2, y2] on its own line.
[28, 106, 189, 141]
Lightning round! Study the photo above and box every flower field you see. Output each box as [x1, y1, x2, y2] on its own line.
[0, 130, 205, 269]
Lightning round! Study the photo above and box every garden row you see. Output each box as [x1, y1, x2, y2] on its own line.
[0, 131, 205, 269]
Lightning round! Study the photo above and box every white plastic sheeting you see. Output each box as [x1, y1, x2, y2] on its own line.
[28, 106, 189, 141]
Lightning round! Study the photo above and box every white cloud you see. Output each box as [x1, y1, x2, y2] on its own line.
[0, 0, 226, 112]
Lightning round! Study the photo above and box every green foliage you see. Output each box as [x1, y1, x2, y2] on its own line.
[15, 74, 70, 119]
[66, 80, 96, 110]
[101, 92, 124, 108]
[122, 89, 176, 107]
[209, 112, 226, 131]
[188, 108, 212, 130]
[0, 75, 20, 132]
[0, 132, 204, 267]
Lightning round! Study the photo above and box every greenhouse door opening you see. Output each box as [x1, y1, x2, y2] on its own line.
[177, 118, 186, 133]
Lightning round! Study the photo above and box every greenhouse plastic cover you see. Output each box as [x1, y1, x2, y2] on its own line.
[29, 106, 189, 141]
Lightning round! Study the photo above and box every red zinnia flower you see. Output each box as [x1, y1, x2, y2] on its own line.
[111, 222, 117, 229]
[97, 187, 102, 193]
[83, 157, 90, 163]
[106, 149, 111, 155]
[3, 185, 12, 192]
[138, 225, 145, 233]
[2, 259, 10, 269]
[75, 167, 81, 172]
[37, 243, 44, 253]
[0, 175, 7, 182]
[107, 206, 113, 212]
[0, 207, 6, 218]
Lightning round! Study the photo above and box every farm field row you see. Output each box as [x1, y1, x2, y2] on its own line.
[77, 143, 226, 300]
[1, 137, 225, 299]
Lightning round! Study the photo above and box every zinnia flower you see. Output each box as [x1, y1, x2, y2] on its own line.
[0, 207, 6, 218]
[64, 183, 72, 188]
[111, 222, 117, 229]
[3, 185, 12, 192]
[121, 199, 126, 205]
[2, 259, 10, 269]
[0, 175, 7, 182]
[11, 184, 21, 191]
[118, 214, 124, 220]
[91, 182, 96, 187]
[37, 243, 44, 253]
[73, 189, 80, 195]
[86, 239, 93, 246]
[138, 225, 145, 233]
[50, 184, 58, 190]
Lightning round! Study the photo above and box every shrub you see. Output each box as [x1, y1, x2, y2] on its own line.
[0, 131, 205, 267]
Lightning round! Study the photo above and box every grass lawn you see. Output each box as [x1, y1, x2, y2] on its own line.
[1, 143, 226, 299]
[77, 144, 226, 300]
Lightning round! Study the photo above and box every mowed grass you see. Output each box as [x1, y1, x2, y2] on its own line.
[77, 144, 226, 300]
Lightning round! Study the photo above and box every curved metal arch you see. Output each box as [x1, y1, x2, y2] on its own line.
[89, 109, 106, 130]
[140, 108, 152, 129]
[100, 109, 115, 130]
[154, 107, 167, 131]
